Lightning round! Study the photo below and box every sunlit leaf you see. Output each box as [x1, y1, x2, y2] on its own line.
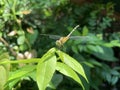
[36, 55, 57, 90]
[0, 58, 40, 65]
[82, 26, 89, 36]
[5, 65, 36, 89]
[17, 35, 25, 45]
[0, 53, 10, 89]
[56, 62, 85, 90]
[7, 65, 36, 82]
[0, 53, 9, 60]
[56, 50, 88, 83]
[6, 78, 20, 90]
[17, 30, 24, 35]
[0, 66, 7, 90]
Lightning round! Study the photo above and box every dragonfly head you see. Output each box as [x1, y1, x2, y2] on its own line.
[55, 40, 62, 47]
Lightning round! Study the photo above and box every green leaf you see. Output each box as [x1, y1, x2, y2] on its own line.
[87, 45, 97, 52]
[48, 81, 56, 89]
[26, 30, 38, 45]
[87, 45, 104, 53]
[72, 45, 79, 54]
[28, 70, 37, 81]
[82, 26, 89, 36]
[5, 65, 36, 89]
[17, 35, 25, 45]
[106, 73, 111, 83]
[0, 58, 40, 65]
[36, 55, 57, 90]
[104, 40, 120, 47]
[17, 30, 25, 35]
[110, 70, 120, 76]
[88, 59, 102, 67]
[0, 66, 7, 90]
[92, 46, 118, 61]
[0, 32, 2, 37]
[51, 73, 63, 88]
[19, 43, 28, 51]
[56, 62, 85, 90]
[56, 50, 88, 83]
[0, 53, 10, 72]
[0, 53, 10, 89]
[38, 48, 56, 64]
[6, 78, 20, 90]
[7, 65, 36, 82]
[0, 48, 56, 65]
[86, 34, 103, 45]
[0, 53, 9, 61]
[111, 76, 118, 85]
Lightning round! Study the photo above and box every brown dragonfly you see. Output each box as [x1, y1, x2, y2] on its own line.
[41, 25, 89, 47]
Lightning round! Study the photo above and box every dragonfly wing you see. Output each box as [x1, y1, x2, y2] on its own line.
[40, 34, 61, 40]
[69, 36, 89, 40]
[49, 35, 61, 39]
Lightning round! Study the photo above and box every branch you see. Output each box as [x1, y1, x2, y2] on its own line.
[0, 37, 17, 56]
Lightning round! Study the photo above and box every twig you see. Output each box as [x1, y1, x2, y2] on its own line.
[0, 37, 17, 56]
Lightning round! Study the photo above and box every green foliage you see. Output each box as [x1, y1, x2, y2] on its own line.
[91, 46, 117, 61]
[36, 52, 56, 90]
[0, 0, 120, 90]
[56, 50, 88, 83]
[0, 53, 10, 90]
[0, 48, 87, 90]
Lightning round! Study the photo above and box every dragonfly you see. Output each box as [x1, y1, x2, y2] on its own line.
[40, 25, 89, 47]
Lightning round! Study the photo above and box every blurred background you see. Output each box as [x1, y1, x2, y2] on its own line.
[0, 0, 120, 90]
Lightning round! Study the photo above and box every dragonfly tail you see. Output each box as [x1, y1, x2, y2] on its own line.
[67, 25, 79, 38]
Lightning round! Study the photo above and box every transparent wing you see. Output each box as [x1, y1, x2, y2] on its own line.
[40, 34, 61, 40]
[69, 36, 89, 40]
[40, 34, 90, 40]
